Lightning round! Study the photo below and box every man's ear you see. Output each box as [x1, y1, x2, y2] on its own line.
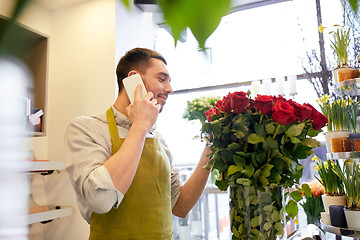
[127, 70, 138, 77]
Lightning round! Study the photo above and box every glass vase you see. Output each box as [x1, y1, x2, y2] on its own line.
[229, 185, 286, 240]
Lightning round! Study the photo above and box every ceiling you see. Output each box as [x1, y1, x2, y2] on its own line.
[34, 0, 289, 11]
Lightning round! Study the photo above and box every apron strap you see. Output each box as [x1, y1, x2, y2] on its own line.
[106, 107, 121, 155]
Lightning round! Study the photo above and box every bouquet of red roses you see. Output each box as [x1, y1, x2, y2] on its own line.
[203, 91, 327, 190]
[202, 91, 328, 239]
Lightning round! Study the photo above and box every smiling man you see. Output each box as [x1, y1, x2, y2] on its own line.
[64, 48, 211, 240]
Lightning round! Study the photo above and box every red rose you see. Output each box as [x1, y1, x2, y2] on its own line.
[254, 95, 273, 115]
[271, 101, 297, 125]
[205, 108, 220, 122]
[216, 96, 232, 113]
[303, 103, 328, 130]
[229, 91, 249, 114]
[273, 95, 287, 104]
[311, 111, 328, 130]
[288, 100, 312, 121]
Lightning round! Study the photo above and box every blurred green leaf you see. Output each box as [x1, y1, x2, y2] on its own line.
[228, 165, 243, 175]
[287, 123, 305, 137]
[290, 190, 303, 202]
[248, 133, 265, 144]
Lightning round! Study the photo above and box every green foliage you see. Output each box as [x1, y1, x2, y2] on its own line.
[332, 159, 360, 210]
[313, 156, 345, 196]
[299, 183, 325, 222]
[229, 185, 285, 240]
[317, 94, 360, 132]
[158, 0, 231, 50]
[183, 96, 220, 124]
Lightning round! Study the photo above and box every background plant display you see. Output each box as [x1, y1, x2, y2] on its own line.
[317, 94, 359, 132]
[333, 159, 360, 210]
[312, 156, 345, 196]
[183, 96, 221, 125]
[202, 91, 328, 239]
[300, 181, 325, 226]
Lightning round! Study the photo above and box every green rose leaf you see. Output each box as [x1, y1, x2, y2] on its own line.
[266, 136, 278, 150]
[228, 142, 241, 150]
[248, 133, 265, 144]
[303, 138, 321, 148]
[251, 216, 260, 228]
[236, 178, 251, 186]
[290, 190, 303, 202]
[261, 164, 273, 177]
[263, 221, 273, 231]
[254, 123, 266, 136]
[234, 154, 246, 166]
[242, 165, 255, 178]
[231, 226, 240, 238]
[287, 123, 305, 137]
[290, 137, 301, 144]
[293, 145, 313, 160]
[271, 210, 280, 222]
[265, 123, 276, 134]
[259, 176, 269, 186]
[228, 165, 243, 175]
[215, 180, 228, 191]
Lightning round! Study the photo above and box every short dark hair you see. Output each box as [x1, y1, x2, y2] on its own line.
[116, 48, 167, 92]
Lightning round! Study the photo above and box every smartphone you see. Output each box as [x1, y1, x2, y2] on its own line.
[122, 74, 147, 105]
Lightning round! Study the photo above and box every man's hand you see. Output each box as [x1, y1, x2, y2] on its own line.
[126, 84, 160, 132]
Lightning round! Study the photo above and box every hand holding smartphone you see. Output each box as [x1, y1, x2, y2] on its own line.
[122, 74, 147, 105]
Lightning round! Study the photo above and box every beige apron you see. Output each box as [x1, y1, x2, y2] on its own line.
[89, 107, 173, 240]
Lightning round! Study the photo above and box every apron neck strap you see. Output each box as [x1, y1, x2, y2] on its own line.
[106, 107, 121, 155]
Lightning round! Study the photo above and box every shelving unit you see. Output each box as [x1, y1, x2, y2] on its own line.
[323, 78, 360, 240]
[28, 206, 72, 225]
[0, 14, 49, 136]
[29, 161, 65, 172]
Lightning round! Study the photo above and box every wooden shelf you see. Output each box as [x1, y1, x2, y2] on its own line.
[29, 161, 65, 172]
[28, 206, 72, 224]
[326, 151, 360, 160]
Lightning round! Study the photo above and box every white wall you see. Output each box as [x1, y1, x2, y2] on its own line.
[1, 0, 159, 239]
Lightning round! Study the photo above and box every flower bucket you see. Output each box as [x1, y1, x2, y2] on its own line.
[344, 209, 360, 230]
[323, 131, 351, 152]
[321, 194, 347, 214]
[229, 185, 285, 240]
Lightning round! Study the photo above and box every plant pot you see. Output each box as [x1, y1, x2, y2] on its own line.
[329, 205, 347, 228]
[320, 212, 331, 225]
[324, 131, 351, 153]
[337, 67, 358, 82]
[344, 208, 360, 230]
[321, 194, 347, 214]
[229, 185, 285, 240]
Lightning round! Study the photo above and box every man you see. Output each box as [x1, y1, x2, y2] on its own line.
[64, 48, 211, 239]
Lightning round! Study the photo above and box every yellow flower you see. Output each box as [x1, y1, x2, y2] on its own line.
[349, 98, 354, 105]
[318, 25, 325, 33]
[315, 166, 319, 170]
[311, 155, 318, 161]
[294, 216, 299, 225]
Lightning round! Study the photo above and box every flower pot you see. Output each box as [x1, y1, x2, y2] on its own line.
[329, 205, 347, 228]
[229, 185, 285, 240]
[321, 194, 347, 214]
[337, 67, 358, 82]
[324, 131, 351, 153]
[344, 208, 360, 230]
[320, 212, 331, 225]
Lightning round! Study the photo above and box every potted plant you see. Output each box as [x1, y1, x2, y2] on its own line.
[317, 94, 359, 152]
[312, 156, 346, 219]
[333, 159, 360, 230]
[300, 180, 325, 227]
[319, 24, 354, 83]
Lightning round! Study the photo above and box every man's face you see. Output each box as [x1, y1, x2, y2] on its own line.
[141, 58, 173, 112]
